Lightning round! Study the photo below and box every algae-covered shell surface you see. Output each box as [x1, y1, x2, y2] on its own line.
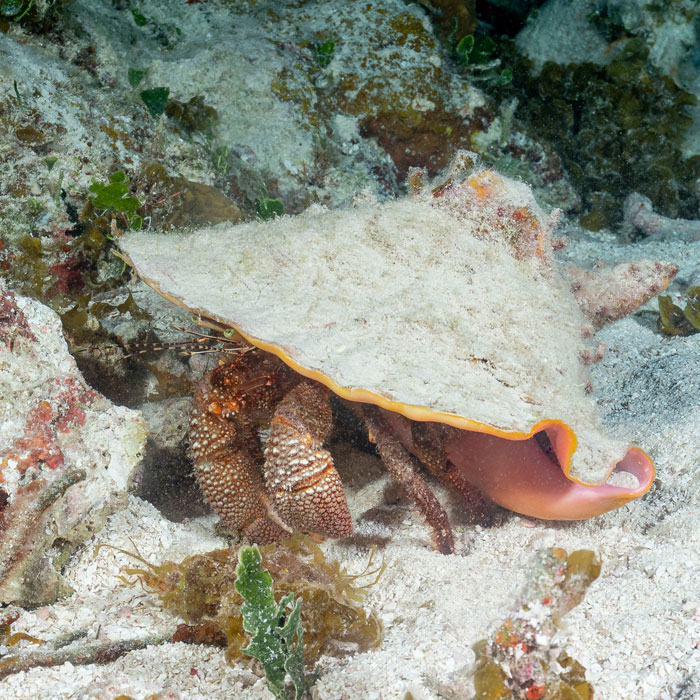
[121, 163, 653, 514]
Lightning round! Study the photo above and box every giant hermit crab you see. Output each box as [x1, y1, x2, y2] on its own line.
[188, 337, 481, 554]
[121, 152, 674, 554]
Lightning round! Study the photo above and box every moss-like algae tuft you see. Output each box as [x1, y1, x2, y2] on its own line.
[107, 533, 383, 669]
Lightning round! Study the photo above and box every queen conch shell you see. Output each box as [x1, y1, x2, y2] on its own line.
[120, 154, 656, 520]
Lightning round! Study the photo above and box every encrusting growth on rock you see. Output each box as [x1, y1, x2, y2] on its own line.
[0, 289, 145, 606]
[434, 548, 601, 700]
[566, 260, 679, 327]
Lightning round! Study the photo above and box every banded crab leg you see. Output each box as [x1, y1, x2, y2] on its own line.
[360, 405, 455, 555]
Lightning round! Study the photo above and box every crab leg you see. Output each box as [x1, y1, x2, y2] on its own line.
[189, 357, 292, 543]
[264, 381, 353, 539]
[360, 405, 455, 555]
[409, 420, 490, 523]
[190, 402, 290, 543]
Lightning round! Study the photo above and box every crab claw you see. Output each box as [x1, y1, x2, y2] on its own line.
[265, 382, 353, 538]
[190, 402, 290, 543]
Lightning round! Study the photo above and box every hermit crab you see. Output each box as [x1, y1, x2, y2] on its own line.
[120, 152, 674, 554]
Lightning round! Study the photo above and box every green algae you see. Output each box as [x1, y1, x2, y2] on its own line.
[1, 0, 69, 29]
[255, 196, 285, 220]
[89, 172, 143, 230]
[108, 533, 383, 670]
[140, 87, 170, 120]
[314, 39, 335, 67]
[235, 545, 305, 700]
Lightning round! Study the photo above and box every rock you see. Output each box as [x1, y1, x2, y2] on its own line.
[0, 287, 146, 606]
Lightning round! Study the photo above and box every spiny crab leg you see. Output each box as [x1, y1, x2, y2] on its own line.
[360, 405, 455, 555]
[190, 352, 352, 542]
[189, 370, 290, 543]
[265, 381, 353, 538]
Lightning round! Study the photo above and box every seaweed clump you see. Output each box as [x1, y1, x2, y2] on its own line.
[658, 286, 700, 336]
[0, 0, 70, 33]
[112, 533, 383, 668]
[473, 548, 600, 700]
[496, 38, 700, 230]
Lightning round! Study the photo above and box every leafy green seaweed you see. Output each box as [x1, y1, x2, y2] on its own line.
[315, 40, 335, 67]
[255, 196, 284, 220]
[456, 34, 496, 65]
[1, 0, 32, 19]
[140, 87, 170, 119]
[128, 68, 147, 89]
[88, 172, 142, 230]
[236, 545, 305, 700]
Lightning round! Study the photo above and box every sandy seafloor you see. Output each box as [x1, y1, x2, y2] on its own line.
[2, 230, 700, 700]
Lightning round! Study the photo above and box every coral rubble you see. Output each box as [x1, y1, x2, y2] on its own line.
[567, 260, 679, 327]
[623, 192, 700, 243]
[436, 548, 600, 700]
[0, 287, 146, 605]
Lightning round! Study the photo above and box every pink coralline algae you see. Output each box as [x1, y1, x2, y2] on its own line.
[0, 378, 98, 475]
[0, 290, 36, 349]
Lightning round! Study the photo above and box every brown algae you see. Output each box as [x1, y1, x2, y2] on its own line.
[105, 534, 383, 667]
